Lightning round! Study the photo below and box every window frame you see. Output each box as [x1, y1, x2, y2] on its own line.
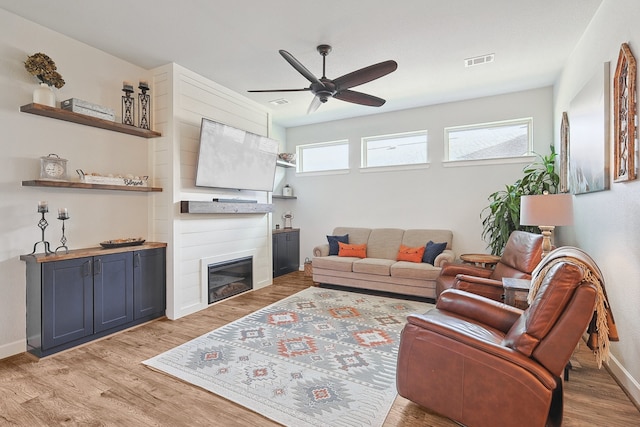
[360, 130, 429, 170]
[443, 117, 534, 165]
[295, 139, 350, 174]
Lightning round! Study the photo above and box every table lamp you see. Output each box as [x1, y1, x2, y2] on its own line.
[520, 192, 574, 258]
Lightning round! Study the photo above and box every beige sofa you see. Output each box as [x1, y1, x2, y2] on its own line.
[312, 227, 454, 299]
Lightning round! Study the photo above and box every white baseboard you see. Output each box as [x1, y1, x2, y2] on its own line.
[607, 353, 640, 409]
[0, 339, 26, 361]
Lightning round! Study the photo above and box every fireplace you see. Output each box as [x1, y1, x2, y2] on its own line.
[207, 256, 253, 304]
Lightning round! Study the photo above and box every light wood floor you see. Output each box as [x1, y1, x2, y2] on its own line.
[1, 271, 638, 426]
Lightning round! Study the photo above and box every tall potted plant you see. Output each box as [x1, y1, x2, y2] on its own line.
[480, 146, 559, 255]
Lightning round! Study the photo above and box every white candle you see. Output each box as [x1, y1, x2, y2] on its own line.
[38, 201, 48, 213]
[58, 208, 69, 219]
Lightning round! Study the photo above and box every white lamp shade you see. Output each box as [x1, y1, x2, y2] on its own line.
[520, 193, 574, 226]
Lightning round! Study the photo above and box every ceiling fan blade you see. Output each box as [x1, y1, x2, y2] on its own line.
[307, 95, 323, 114]
[248, 88, 310, 93]
[279, 50, 324, 87]
[333, 60, 398, 90]
[334, 90, 386, 107]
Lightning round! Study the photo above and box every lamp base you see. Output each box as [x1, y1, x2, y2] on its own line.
[538, 225, 555, 259]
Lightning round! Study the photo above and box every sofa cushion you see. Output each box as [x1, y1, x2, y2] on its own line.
[338, 242, 367, 258]
[403, 229, 453, 250]
[332, 227, 372, 245]
[423, 241, 447, 264]
[353, 258, 396, 276]
[391, 261, 442, 280]
[397, 244, 426, 263]
[327, 234, 349, 255]
[312, 256, 357, 272]
[366, 228, 405, 260]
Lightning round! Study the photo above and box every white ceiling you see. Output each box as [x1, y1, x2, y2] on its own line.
[1, 0, 602, 128]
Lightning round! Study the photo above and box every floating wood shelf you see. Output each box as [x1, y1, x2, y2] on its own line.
[272, 195, 297, 199]
[20, 103, 162, 138]
[180, 200, 273, 214]
[22, 180, 163, 192]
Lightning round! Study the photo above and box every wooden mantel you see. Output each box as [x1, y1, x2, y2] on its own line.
[180, 201, 273, 214]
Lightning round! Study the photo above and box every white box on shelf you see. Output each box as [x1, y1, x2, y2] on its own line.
[61, 98, 116, 121]
[77, 170, 148, 187]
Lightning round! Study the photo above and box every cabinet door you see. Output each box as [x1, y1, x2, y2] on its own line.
[273, 231, 300, 277]
[272, 234, 279, 277]
[93, 252, 134, 333]
[133, 247, 166, 320]
[42, 258, 93, 350]
[273, 233, 288, 277]
[285, 231, 300, 273]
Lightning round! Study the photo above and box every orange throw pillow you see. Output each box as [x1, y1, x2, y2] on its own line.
[338, 242, 367, 258]
[397, 244, 426, 263]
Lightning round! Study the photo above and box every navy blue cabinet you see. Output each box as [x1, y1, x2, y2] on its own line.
[23, 244, 166, 357]
[93, 252, 134, 333]
[41, 257, 93, 350]
[273, 229, 300, 277]
[133, 247, 166, 320]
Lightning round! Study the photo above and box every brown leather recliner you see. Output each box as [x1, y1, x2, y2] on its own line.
[396, 247, 600, 427]
[435, 230, 543, 300]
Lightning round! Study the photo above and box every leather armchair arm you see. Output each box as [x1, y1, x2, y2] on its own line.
[434, 288, 522, 333]
[453, 274, 505, 301]
[438, 261, 493, 278]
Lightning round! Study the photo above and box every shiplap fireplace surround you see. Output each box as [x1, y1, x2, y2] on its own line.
[151, 63, 276, 321]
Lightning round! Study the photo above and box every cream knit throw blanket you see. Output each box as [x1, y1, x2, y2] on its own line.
[528, 256, 610, 368]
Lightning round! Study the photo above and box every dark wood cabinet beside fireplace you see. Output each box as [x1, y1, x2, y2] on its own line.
[21, 243, 166, 357]
[273, 228, 300, 277]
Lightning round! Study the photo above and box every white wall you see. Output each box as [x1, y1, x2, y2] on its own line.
[554, 0, 640, 405]
[283, 87, 553, 262]
[0, 9, 152, 358]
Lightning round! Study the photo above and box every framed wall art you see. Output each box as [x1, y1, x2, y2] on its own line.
[560, 112, 569, 193]
[613, 42, 637, 182]
[568, 62, 610, 195]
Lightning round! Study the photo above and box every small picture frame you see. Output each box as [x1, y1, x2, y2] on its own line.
[613, 42, 637, 182]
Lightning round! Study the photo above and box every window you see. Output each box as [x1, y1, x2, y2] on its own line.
[361, 131, 428, 168]
[296, 140, 349, 173]
[445, 118, 533, 162]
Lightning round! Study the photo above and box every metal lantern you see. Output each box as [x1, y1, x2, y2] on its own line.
[138, 80, 151, 130]
[121, 82, 135, 126]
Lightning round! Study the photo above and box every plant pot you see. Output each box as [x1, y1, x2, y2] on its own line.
[33, 83, 55, 107]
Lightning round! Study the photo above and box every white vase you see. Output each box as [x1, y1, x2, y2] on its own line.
[33, 83, 56, 107]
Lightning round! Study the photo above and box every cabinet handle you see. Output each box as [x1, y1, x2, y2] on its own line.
[134, 253, 141, 268]
[94, 258, 102, 276]
[83, 260, 92, 277]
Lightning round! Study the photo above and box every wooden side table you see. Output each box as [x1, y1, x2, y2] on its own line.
[459, 253, 501, 268]
[502, 278, 531, 309]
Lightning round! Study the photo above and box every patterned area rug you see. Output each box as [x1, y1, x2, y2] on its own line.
[143, 287, 433, 427]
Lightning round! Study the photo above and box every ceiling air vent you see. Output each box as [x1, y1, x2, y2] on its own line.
[269, 98, 289, 105]
[464, 53, 495, 68]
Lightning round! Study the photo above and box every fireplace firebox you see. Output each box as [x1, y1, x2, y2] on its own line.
[208, 256, 253, 304]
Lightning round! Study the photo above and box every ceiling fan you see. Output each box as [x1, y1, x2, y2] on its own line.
[248, 44, 398, 114]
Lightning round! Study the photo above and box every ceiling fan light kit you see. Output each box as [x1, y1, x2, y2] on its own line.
[249, 44, 397, 113]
